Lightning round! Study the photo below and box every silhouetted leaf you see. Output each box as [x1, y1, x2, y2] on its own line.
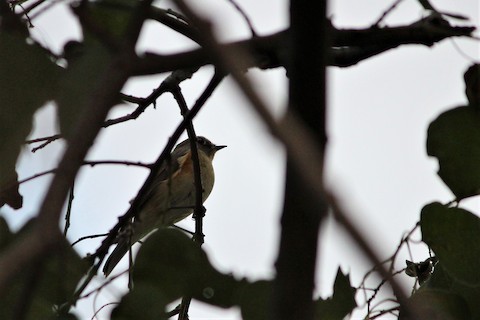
[0, 31, 60, 209]
[424, 263, 480, 319]
[423, 262, 453, 290]
[55, 0, 140, 137]
[55, 1, 142, 138]
[405, 257, 436, 285]
[55, 40, 111, 138]
[0, 218, 89, 319]
[0, 216, 12, 248]
[134, 229, 239, 303]
[133, 228, 211, 302]
[401, 289, 470, 320]
[421, 203, 480, 285]
[53, 313, 79, 320]
[116, 229, 259, 317]
[239, 280, 271, 320]
[0, 171, 22, 209]
[427, 107, 480, 199]
[111, 283, 168, 320]
[465, 64, 480, 107]
[315, 268, 356, 320]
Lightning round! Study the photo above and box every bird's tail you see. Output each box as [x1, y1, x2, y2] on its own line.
[103, 240, 130, 276]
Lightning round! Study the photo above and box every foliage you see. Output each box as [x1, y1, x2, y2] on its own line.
[315, 269, 357, 320]
[112, 229, 271, 319]
[399, 66, 480, 319]
[427, 106, 480, 200]
[0, 28, 60, 208]
[0, 217, 87, 319]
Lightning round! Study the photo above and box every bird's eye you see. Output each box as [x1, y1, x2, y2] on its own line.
[197, 137, 208, 146]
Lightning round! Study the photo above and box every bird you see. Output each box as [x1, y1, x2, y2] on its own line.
[103, 136, 226, 276]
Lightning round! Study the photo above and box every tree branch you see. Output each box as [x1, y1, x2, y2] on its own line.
[148, 6, 201, 43]
[91, 72, 224, 266]
[105, 68, 200, 127]
[272, 0, 328, 318]
[132, 14, 474, 75]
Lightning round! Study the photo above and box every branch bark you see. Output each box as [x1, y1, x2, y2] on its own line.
[271, 0, 328, 319]
[133, 15, 474, 75]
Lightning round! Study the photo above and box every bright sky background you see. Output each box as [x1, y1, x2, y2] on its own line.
[3, 0, 479, 319]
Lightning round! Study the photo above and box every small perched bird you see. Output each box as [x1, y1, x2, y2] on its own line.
[103, 136, 225, 276]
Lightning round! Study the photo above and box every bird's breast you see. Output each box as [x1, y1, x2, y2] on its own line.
[148, 151, 215, 226]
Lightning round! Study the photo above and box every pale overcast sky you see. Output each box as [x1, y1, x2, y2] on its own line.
[5, 0, 479, 319]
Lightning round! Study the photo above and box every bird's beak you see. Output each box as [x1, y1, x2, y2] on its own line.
[215, 145, 227, 152]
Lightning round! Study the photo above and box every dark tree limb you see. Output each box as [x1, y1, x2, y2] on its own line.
[272, 0, 328, 319]
[148, 7, 201, 43]
[132, 14, 474, 75]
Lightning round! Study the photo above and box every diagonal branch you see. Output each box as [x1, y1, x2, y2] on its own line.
[67, 72, 224, 309]
[91, 71, 224, 266]
[105, 68, 200, 127]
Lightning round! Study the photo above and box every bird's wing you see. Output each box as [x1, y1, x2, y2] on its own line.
[134, 146, 191, 215]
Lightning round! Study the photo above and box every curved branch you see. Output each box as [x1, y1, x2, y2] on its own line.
[148, 7, 201, 43]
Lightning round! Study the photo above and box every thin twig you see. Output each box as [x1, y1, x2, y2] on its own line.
[63, 182, 75, 236]
[83, 160, 152, 169]
[388, 223, 420, 274]
[120, 93, 145, 104]
[90, 302, 119, 320]
[178, 296, 191, 320]
[328, 193, 411, 313]
[17, 168, 56, 185]
[364, 268, 406, 313]
[370, 307, 400, 320]
[25, 134, 61, 144]
[169, 86, 205, 244]
[71, 233, 109, 247]
[25, 134, 62, 153]
[17, 0, 44, 15]
[105, 68, 200, 127]
[373, 0, 404, 26]
[80, 269, 127, 300]
[15, 160, 151, 189]
[225, 0, 257, 37]
[166, 304, 181, 318]
[29, 0, 64, 21]
[169, 85, 203, 319]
